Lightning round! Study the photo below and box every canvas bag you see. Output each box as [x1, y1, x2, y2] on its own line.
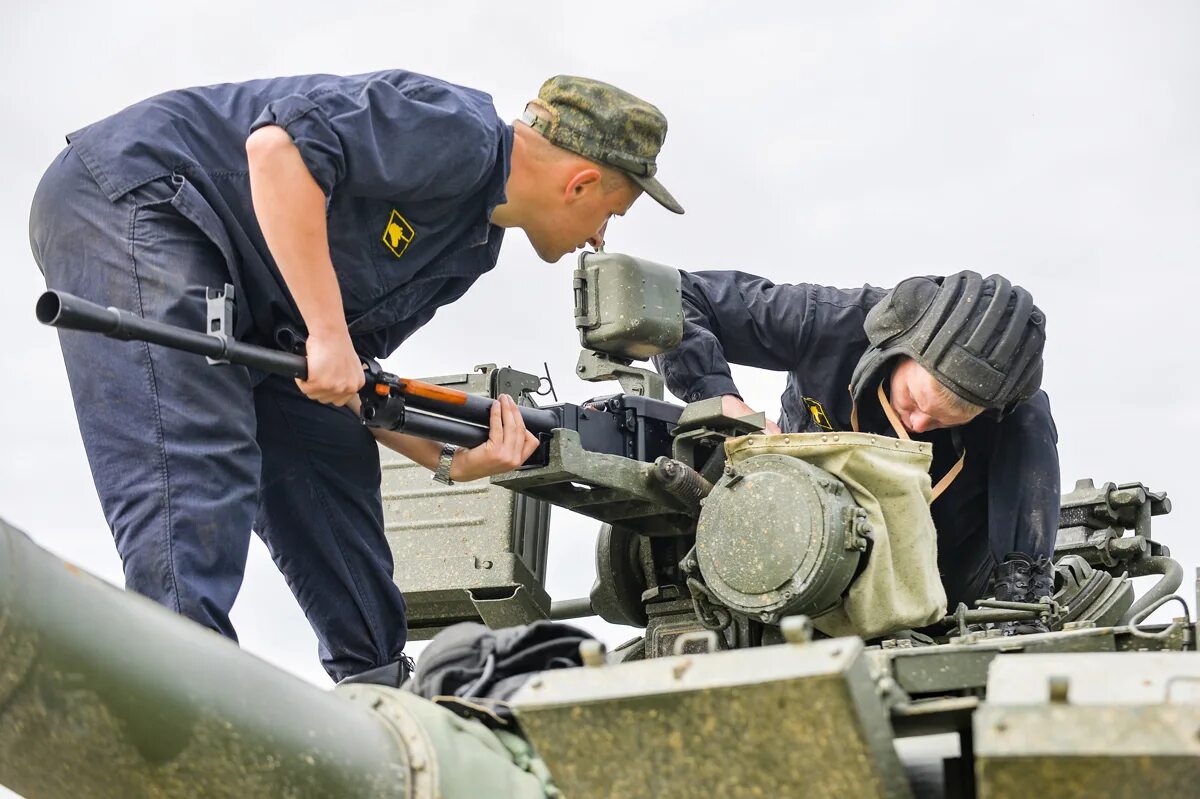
[724, 385, 959, 638]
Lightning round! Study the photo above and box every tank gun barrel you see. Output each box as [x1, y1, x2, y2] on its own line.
[0, 517, 551, 799]
[0, 516, 411, 797]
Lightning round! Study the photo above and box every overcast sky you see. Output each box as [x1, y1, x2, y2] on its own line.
[2, 1, 1197, 690]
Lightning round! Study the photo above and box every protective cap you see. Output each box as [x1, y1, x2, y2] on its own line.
[849, 271, 1046, 411]
[523, 75, 684, 214]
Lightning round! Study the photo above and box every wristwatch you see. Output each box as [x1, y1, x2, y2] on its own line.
[432, 442, 459, 486]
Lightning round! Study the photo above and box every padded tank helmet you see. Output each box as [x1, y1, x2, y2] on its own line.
[849, 271, 1046, 412]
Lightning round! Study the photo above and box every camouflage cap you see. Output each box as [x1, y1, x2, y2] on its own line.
[523, 75, 684, 214]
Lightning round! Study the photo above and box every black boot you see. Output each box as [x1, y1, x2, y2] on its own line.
[993, 553, 1055, 635]
[1030, 556, 1055, 603]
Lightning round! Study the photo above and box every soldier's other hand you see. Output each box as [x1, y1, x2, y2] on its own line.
[720, 394, 782, 434]
[452, 395, 540, 481]
[296, 329, 365, 406]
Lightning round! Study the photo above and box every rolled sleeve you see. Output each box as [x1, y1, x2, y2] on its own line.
[251, 75, 502, 201]
[251, 93, 346, 194]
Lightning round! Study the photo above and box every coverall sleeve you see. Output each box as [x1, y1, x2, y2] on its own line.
[250, 76, 499, 201]
[986, 390, 1061, 562]
[652, 270, 882, 403]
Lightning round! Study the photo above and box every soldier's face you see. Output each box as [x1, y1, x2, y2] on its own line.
[888, 358, 982, 434]
[526, 172, 641, 262]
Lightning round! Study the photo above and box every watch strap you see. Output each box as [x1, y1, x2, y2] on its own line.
[432, 442, 459, 485]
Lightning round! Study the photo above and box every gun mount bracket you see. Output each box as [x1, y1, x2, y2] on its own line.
[574, 349, 665, 399]
[493, 429, 696, 538]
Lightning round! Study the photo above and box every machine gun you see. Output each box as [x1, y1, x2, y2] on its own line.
[34, 253, 684, 464]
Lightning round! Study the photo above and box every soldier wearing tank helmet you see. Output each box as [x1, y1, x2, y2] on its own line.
[29, 71, 684, 687]
[653, 270, 1058, 633]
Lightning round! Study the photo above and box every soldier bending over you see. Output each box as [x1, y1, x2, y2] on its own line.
[654, 270, 1058, 633]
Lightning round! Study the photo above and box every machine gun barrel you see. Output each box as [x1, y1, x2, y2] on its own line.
[36, 289, 309, 379]
[399, 385, 560, 436]
[37, 289, 560, 446]
[398, 406, 490, 448]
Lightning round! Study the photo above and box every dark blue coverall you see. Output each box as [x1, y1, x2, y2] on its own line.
[28, 70, 512, 681]
[653, 271, 1061, 607]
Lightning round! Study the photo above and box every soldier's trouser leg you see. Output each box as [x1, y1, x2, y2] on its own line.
[30, 147, 410, 681]
[938, 531, 996, 610]
[29, 147, 259, 640]
[252, 374, 408, 682]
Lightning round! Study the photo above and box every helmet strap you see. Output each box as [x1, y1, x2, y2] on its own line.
[851, 381, 966, 504]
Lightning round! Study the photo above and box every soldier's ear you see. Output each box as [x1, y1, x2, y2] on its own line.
[564, 168, 603, 202]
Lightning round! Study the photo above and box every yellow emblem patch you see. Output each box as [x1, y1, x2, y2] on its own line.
[803, 396, 834, 431]
[382, 210, 415, 258]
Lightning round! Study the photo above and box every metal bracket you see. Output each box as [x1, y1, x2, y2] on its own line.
[204, 283, 236, 365]
[574, 349, 665, 399]
[843, 505, 872, 551]
[572, 273, 600, 330]
[671, 630, 720, 655]
[480, 364, 541, 401]
[1055, 479, 1173, 568]
[468, 584, 550, 630]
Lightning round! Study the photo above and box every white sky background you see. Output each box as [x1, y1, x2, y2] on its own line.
[1, 0, 1198, 693]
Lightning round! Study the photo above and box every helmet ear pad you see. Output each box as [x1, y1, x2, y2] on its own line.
[862, 276, 941, 349]
[851, 275, 943, 406]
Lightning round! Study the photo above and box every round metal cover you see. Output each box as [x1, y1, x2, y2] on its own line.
[696, 454, 863, 622]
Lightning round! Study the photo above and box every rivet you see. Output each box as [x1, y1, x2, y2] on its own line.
[1048, 675, 1070, 704]
[781, 615, 814, 644]
[580, 640, 607, 667]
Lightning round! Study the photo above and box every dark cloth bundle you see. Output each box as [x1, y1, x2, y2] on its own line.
[408, 621, 595, 727]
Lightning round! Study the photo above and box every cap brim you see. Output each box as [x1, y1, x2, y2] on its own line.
[630, 174, 685, 215]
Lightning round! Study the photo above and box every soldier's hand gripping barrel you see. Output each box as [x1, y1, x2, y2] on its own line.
[0, 518, 555, 799]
